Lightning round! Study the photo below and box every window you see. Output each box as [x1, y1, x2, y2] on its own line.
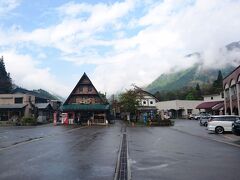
[143, 101, 146, 105]
[150, 101, 153, 104]
[14, 97, 23, 104]
[88, 86, 92, 92]
[225, 117, 237, 121]
[211, 97, 213, 100]
[187, 109, 192, 114]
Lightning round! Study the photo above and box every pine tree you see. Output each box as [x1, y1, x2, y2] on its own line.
[195, 83, 203, 100]
[212, 70, 223, 93]
[0, 56, 12, 93]
[216, 70, 223, 88]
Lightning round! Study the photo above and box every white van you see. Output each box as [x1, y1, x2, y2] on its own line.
[207, 115, 240, 134]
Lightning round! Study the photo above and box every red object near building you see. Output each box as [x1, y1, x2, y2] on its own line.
[53, 112, 57, 126]
[63, 113, 69, 125]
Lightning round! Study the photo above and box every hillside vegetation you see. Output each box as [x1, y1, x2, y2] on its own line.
[146, 64, 235, 94]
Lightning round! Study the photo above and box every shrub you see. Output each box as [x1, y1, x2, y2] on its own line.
[151, 119, 174, 126]
[21, 117, 37, 126]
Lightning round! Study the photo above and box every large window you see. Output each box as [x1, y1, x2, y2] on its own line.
[14, 97, 23, 104]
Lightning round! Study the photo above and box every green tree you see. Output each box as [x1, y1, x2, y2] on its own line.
[119, 89, 138, 115]
[195, 83, 203, 100]
[0, 56, 12, 94]
[186, 91, 195, 100]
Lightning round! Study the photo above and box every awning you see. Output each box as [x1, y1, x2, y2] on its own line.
[0, 104, 27, 109]
[35, 103, 52, 109]
[196, 101, 223, 110]
[212, 102, 224, 110]
[62, 104, 110, 111]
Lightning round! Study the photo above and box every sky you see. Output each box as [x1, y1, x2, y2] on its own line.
[0, 0, 240, 98]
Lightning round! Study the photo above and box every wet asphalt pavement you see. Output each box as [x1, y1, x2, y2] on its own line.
[128, 120, 240, 180]
[0, 122, 122, 180]
[0, 120, 240, 180]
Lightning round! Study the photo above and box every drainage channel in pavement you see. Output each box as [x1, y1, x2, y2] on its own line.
[115, 126, 130, 180]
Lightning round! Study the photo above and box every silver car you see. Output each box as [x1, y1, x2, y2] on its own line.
[199, 116, 211, 126]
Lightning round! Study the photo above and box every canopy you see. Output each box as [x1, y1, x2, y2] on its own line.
[196, 101, 223, 109]
[212, 102, 224, 110]
[62, 104, 110, 111]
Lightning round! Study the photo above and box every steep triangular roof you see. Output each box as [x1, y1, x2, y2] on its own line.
[64, 73, 106, 105]
[133, 85, 159, 102]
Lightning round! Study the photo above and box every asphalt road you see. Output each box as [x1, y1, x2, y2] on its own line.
[0, 123, 122, 180]
[128, 120, 240, 180]
[0, 119, 240, 180]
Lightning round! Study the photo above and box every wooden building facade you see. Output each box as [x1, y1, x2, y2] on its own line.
[62, 73, 109, 125]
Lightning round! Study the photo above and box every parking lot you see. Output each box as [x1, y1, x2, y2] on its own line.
[0, 120, 240, 180]
[128, 119, 240, 180]
[172, 119, 240, 147]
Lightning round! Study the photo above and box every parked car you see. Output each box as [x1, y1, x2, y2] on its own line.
[194, 112, 211, 120]
[188, 114, 195, 120]
[232, 119, 240, 136]
[199, 116, 211, 126]
[207, 115, 240, 134]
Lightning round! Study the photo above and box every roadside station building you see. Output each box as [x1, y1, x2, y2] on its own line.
[223, 65, 240, 115]
[0, 88, 56, 123]
[156, 100, 203, 119]
[62, 73, 110, 125]
[196, 94, 224, 115]
[134, 87, 159, 121]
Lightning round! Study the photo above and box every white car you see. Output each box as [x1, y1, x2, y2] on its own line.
[207, 115, 240, 134]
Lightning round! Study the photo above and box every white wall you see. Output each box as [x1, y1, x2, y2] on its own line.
[203, 94, 223, 101]
[156, 100, 203, 117]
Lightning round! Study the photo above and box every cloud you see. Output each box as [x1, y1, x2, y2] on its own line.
[0, 0, 240, 96]
[1, 50, 70, 97]
[201, 45, 240, 69]
[0, 0, 136, 55]
[0, 0, 21, 16]
[91, 0, 240, 94]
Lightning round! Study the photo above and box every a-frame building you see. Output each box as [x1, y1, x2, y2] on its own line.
[62, 73, 109, 125]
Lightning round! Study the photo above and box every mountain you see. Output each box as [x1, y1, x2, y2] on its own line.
[146, 41, 240, 94]
[146, 64, 235, 93]
[33, 89, 65, 102]
[12, 87, 65, 102]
